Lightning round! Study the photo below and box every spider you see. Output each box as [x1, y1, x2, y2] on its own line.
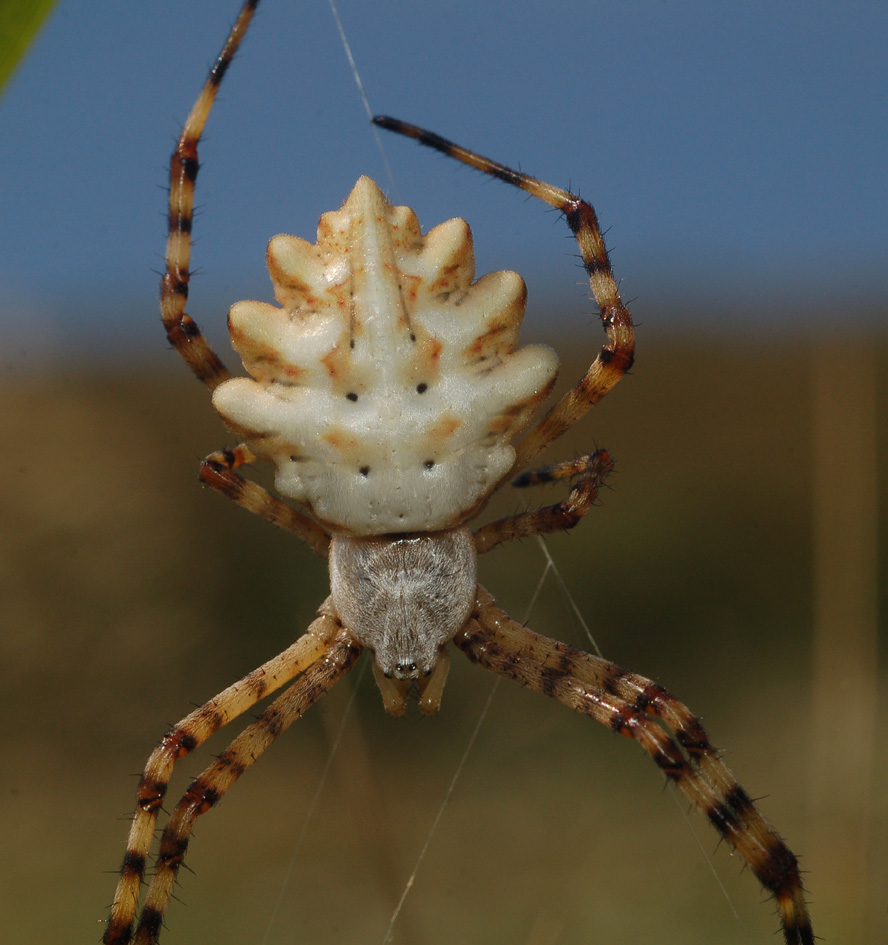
[104, 2, 814, 943]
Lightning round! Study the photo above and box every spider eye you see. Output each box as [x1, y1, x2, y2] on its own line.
[346, 392, 358, 402]
[416, 382, 428, 393]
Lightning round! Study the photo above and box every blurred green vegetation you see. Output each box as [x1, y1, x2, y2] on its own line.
[0, 0, 58, 95]
[2, 330, 886, 944]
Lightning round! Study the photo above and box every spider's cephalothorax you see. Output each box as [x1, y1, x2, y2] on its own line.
[330, 526, 475, 701]
[103, 3, 814, 944]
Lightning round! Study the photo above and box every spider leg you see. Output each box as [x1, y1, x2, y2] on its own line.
[455, 587, 814, 945]
[200, 444, 331, 557]
[473, 451, 613, 554]
[511, 453, 610, 488]
[372, 117, 635, 477]
[103, 600, 345, 945]
[130, 627, 361, 945]
[161, 0, 260, 389]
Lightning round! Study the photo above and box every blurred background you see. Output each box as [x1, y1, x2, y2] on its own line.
[1, 1, 885, 943]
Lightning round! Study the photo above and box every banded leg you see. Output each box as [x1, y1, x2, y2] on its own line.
[103, 601, 340, 945]
[372, 117, 635, 477]
[161, 0, 261, 389]
[473, 451, 613, 554]
[200, 444, 331, 557]
[131, 627, 362, 945]
[455, 587, 814, 945]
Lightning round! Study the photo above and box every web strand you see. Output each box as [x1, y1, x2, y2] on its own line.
[326, 0, 398, 199]
[260, 659, 370, 945]
[380, 558, 553, 943]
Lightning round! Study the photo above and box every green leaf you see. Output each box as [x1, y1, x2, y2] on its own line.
[0, 0, 60, 96]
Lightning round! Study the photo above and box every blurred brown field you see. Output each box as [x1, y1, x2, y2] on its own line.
[2, 325, 885, 944]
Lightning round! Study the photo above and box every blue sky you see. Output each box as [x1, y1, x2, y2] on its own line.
[1, 0, 885, 368]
